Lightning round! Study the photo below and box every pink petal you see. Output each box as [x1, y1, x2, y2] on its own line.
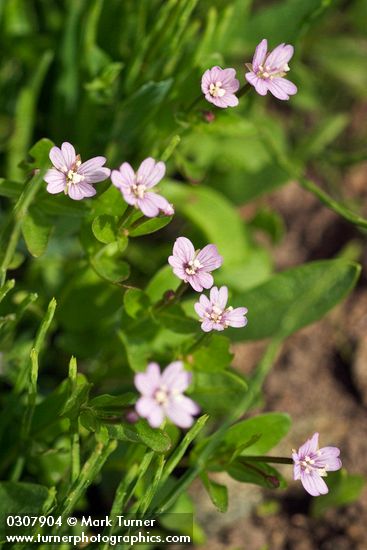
[79, 157, 110, 182]
[293, 463, 301, 480]
[194, 301, 206, 318]
[196, 244, 222, 271]
[178, 395, 200, 415]
[111, 169, 132, 190]
[224, 308, 248, 328]
[135, 362, 161, 396]
[201, 69, 212, 93]
[301, 471, 328, 497]
[162, 361, 191, 392]
[172, 237, 195, 264]
[219, 93, 239, 108]
[217, 286, 228, 309]
[61, 142, 77, 169]
[209, 66, 223, 83]
[268, 77, 297, 100]
[137, 195, 160, 218]
[266, 43, 294, 71]
[166, 401, 195, 429]
[252, 39, 268, 72]
[135, 396, 157, 417]
[201, 318, 214, 332]
[299, 433, 319, 457]
[139, 159, 165, 188]
[188, 274, 204, 292]
[195, 271, 214, 290]
[147, 404, 165, 428]
[120, 188, 138, 206]
[68, 182, 96, 200]
[45, 169, 66, 194]
[119, 162, 136, 186]
[136, 158, 165, 188]
[49, 146, 68, 171]
[204, 93, 224, 108]
[317, 447, 342, 471]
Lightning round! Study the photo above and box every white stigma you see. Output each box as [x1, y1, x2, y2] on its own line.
[185, 258, 203, 275]
[132, 183, 147, 199]
[155, 388, 169, 405]
[209, 81, 226, 98]
[67, 170, 84, 185]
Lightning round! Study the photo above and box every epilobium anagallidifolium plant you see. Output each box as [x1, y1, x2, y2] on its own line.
[0, 3, 364, 545]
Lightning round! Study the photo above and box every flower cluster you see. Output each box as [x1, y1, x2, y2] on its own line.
[45, 144, 172, 217]
[201, 38, 297, 108]
[168, 236, 248, 332]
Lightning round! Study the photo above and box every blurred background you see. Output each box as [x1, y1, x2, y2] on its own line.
[0, 0, 367, 548]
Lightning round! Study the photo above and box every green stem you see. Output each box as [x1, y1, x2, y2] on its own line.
[153, 280, 188, 313]
[239, 456, 293, 465]
[186, 332, 211, 354]
[237, 83, 251, 98]
[68, 357, 80, 484]
[118, 205, 136, 230]
[0, 168, 47, 286]
[55, 438, 117, 524]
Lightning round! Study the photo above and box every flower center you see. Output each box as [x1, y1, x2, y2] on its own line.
[298, 454, 327, 476]
[185, 258, 203, 275]
[155, 388, 169, 405]
[209, 81, 226, 98]
[131, 183, 147, 199]
[256, 62, 289, 80]
[65, 155, 84, 191]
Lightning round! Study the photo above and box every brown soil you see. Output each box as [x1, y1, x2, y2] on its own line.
[190, 182, 367, 550]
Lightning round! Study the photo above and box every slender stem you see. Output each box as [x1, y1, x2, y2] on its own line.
[55, 438, 117, 525]
[0, 168, 47, 285]
[153, 280, 188, 313]
[185, 94, 203, 114]
[237, 83, 251, 98]
[239, 456, 293, 464]
[186, 331, 211, 354]
[118, 205, 136, 230]
[68, 357, 80, 484]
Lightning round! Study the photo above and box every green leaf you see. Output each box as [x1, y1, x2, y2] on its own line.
[123, 288, 151, 319]
[221, 413, 291, 456]
[232, 260, 360, 341]
[92, 185, 127, 217]
[90, 393, 136, 411]
[201, 473, 228, 512]
[0, 179, 23, 199]
[60, 373, 91, 417]
[300, 178, 367, 230]
[114, 80, 173, 144]
[311, 470, 365, 518]
[92, 214, 118, 244]
[0, 482, 50, 538]
[227, 459, 286, 489]
[162, 181, 249, 265]
[190, 334, 233, 371]
[21, 206, 52, 257]
[146, 265, 181, 303]
[129, 215, 173, 237]
[190, 369, 247, 416]
[156, 304, 198, 334]
[91, 243, 130, 283]
[81, 414, 171, 454]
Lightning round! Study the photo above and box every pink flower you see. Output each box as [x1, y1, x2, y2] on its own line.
[201, 66, 240, 108]
[245, 39, 297, 100]
[292, 433, 342, 496]
[134, 362, 200, 429]
[111, 157, 174, 218]
[194, 286, 248, 332]
[44, 142, 110, 200]
[168, 236, 223, 292]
